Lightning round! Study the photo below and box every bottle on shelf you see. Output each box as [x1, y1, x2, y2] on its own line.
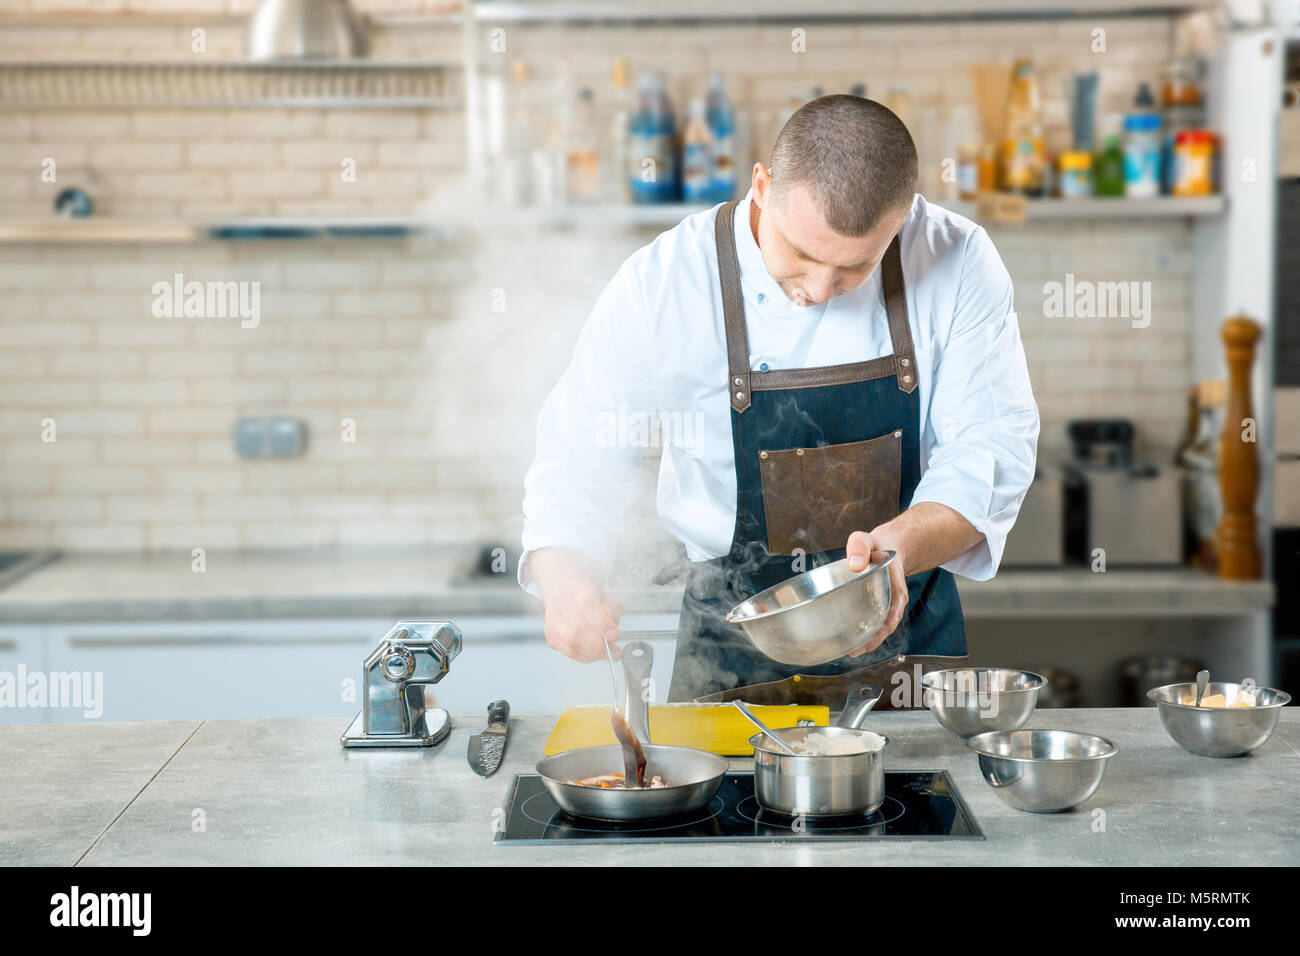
[1122, 82, 1163, 198]
[564, 87, 601, 204]
[1000, 58, 1045, 196]
[604, 57, 632, 204]
[1094, 113, 1126, 198]
[682, 98, 715, 204]
[705, 71, 735, 203]
[628, 71, 679, 204]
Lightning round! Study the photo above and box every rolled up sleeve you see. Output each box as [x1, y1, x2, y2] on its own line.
[909, 227, 1039, 580]
[519, 258, 657, 596]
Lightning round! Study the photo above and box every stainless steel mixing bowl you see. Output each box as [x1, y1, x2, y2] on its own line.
[724, 552, 894, 667]
[921, 668, 1047, 737]
[1147, 682, 1291, 757]
[966, 729, 1117, 813]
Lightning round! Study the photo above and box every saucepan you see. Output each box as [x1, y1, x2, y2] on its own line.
[744, 684, 889, 816]
[535, 642, 729, 822]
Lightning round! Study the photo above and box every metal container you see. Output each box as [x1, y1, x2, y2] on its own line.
[1119, 655, 1205, 707]
[967, 729, 1117, 813]
[1147, 682, 1291, 757]
[725, 552, 894, 667]
[535, 744, 728, 821]
[748, 684, 886, 816]
[1000, 466, 1064, 567]
[921, 668, 1047, 737]
[534, 641, 729, 821]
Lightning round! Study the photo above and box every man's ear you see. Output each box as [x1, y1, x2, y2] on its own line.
[751, 163, 771, 209]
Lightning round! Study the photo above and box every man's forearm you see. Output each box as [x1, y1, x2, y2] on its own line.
[526, 546, 604, 602]
[875, 502, 983, 575]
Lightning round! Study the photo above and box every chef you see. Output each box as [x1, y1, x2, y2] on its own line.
[519, 95, 1039, 701]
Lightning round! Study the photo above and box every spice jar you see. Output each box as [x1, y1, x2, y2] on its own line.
[1058, 151, 1094, 197]
[1172, 129, 1216, 196]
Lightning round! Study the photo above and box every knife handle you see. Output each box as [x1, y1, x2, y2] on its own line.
[487, 699, 510, 725]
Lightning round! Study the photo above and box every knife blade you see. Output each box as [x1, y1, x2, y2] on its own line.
[467, 699, 510, 777]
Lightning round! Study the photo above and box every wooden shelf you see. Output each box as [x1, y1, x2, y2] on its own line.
[0, 217, 458, 244]
[485, 195, 1227, 231]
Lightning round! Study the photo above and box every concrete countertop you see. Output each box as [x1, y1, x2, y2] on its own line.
[4, 708, 1296, 866]
[0, 549, 1274, 624]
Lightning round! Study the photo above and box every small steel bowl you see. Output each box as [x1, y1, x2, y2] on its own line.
[967, 729, 1117, 813]
[921, 668, 1047, 737]
[1147, 682, 1291, 757]
[725, 553, 893, 667]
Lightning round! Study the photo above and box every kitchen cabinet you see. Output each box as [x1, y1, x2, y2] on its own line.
[0, 626, 49, 724]
[7, 612, 679, 724]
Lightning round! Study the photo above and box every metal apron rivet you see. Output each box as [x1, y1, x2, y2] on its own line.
[901, 358, 910, 367]
[796, 448, 805, 456]
[902, 374, 912, 384]
[894, 430, 902, 438]
[759, 451, 768, 460]
[735, 391, 745, 400]
[734, 376, 743, 386]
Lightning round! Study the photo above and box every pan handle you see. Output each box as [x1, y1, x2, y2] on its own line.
[836, 684, 884, 729]
[622, 641, 654, 746]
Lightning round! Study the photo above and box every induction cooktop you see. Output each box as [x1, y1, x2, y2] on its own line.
[494, 770, 982, 845]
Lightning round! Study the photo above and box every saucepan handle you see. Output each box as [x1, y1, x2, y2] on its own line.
[621, 641, 654, 745]
[836, 683, 885, 728]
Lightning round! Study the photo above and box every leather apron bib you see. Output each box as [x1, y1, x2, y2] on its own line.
[667, 200, 967, 702]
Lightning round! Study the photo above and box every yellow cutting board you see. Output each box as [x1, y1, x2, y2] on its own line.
[544, 703, 829, 756]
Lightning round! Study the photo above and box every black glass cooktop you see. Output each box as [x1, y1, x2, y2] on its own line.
[494, 770, 982, 845]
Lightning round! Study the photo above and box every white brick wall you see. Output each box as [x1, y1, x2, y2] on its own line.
[0, 9, 1200, 552]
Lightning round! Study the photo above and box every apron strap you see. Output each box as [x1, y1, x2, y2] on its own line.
[715, 200, 752, 414]
[881, 234, 918, 394]
[717, 200, 918, 405]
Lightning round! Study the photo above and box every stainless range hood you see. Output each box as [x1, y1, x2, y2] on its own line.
[246, 0, 368, 60]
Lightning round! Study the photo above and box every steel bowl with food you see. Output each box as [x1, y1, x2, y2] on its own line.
[725, 552, 894, 667]
[966, 729, 1117, 813]
[1147, 682, 1291, 757]
[747, 684, 887, 816]
[921, 668, 1047, 737]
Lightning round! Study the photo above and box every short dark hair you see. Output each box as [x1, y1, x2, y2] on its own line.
[768, 94, 918, 237]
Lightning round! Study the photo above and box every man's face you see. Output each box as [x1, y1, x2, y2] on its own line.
[751, 166, 907, 308]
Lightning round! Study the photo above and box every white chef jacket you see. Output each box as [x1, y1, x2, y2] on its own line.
[519, 192, 1039, 593]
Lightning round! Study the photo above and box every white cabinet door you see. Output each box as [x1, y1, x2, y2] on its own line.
[45, 618, 390, 723]
[0, 626, 50, 724]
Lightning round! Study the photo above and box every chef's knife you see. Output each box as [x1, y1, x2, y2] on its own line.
[467, 699, 510, 777]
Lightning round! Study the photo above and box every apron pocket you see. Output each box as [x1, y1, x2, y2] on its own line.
[759, 429, 903, 556]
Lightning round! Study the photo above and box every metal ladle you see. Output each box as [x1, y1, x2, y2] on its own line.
[732, 699, 799, 755]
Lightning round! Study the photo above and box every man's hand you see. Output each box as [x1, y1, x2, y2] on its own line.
[528, 548, 624, 663]
[844, 501, 985, 657]
[845, 530, 908, 657]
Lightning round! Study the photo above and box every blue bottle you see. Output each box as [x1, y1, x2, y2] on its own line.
[706, 71, 736, 203]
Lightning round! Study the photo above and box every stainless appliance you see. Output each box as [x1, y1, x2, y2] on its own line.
[340, 621, 461, 748]
[1000, 467, 1064, 566]
[1063, 419, 1182, 566]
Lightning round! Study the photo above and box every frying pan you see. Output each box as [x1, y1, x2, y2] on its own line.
[535, 642, 729, 822]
